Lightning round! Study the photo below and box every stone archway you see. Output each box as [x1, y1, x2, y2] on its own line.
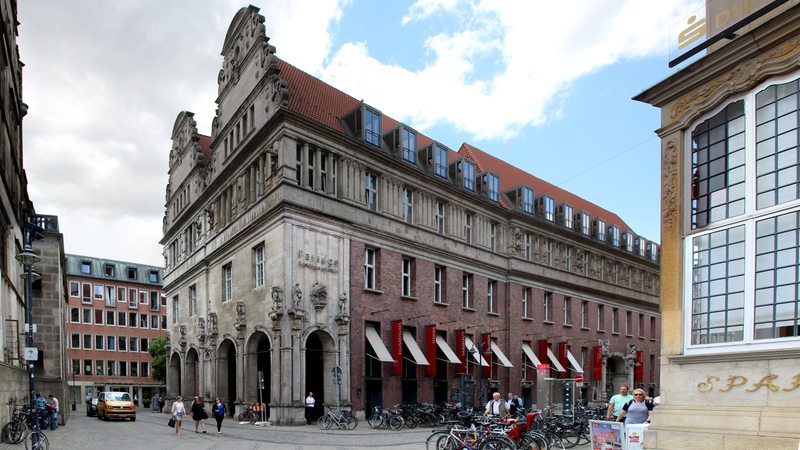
[185, 347, 200, 398]
[606, 355, 629, 394]
[168, 352, 182, 397]
[217, 339, 237, 416]
[244, 331, 272, 413]
[305, 329, 337, 423]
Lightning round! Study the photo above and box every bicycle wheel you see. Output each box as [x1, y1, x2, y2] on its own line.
[248, 411, 257, 424]
[3, 421, 28, 444]
[479, 435, 516, 450]
[520, 431, 548, 450]
[317, 415, 332, 430]
[237, 411, 246, 421]
[367, 414, 383, 428]
[24, 430, 49, 450]
[425, 430, 450, 450]
[546, 433, 566, 450]
[344, 414, 358, 430]
[388, 415, 405, 431]
[404, 414, 418, 428]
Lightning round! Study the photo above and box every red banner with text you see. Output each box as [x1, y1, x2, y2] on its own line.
[455, 330, 466, 375]
[634, 351, 644, 382]
[391, 320, 403, 376]
[425, 325, 437, 377]
[558, 342, 569, 379]
[481, 333, 492, 379]
[593, 346, 603, 381]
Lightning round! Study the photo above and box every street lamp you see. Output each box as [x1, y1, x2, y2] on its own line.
[470, 340, 492, 408]
[16, 240, 41, 417]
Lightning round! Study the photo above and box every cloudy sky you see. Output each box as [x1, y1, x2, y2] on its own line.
[17, 0, 701, 267]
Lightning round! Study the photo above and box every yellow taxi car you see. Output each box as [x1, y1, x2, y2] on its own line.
[97, 391, 136, 421]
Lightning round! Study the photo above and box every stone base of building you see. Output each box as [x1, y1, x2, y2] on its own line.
[645, 428, 800, 450]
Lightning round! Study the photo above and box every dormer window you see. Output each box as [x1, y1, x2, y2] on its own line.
[477, 172, 500, 202]
[505, 185, 534, 213]
[385, 126, 417, 163]
[635, 237, 646, 256]
[556, 203, 573, 228]
[81, 261, 91, 274]
[607, 226, 620, 247]
[104, 263, 115, 277]
[535, 195, 555, 221]
[646, 242, 659, 261]
[575, 211, 591, 235]
[622, 232, 634, 252]
[593, 219, 606, 241]
[343, 104, 382, 147]
[449, 158, 476, 191]
[419, 143, 449, 178]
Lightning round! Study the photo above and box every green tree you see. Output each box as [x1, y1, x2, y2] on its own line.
[148, 337, 167, 383]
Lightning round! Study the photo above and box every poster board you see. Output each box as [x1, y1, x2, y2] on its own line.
[589, 420, 625, 450]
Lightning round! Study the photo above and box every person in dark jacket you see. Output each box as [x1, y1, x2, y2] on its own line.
[212, 398, 226, 434]
[191, 396, 208, 433]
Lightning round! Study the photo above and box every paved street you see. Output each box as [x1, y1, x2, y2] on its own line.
[0, 406, 592, 449]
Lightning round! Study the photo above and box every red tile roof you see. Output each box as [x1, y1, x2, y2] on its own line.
[200, 57, 634, 235]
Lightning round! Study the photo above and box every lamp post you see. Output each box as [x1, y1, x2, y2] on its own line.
[16, 240, 41, 419]
[471, 340, 492, 408]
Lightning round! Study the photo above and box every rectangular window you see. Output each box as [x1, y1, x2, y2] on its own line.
[522, 287, 530, 319]
[612, 308, 620, 333]
[464, 213, 472, 244]
[490, 223, 497, 251]
[543, 292, 552, 322]
[581, 300, 589, 328]
[70, 307, 79, 323]
[435, 201, 445, 234]
[364, 248, 377, 290]
[71, 333, 80, 348]
[118, 336, 127, 352]
[525, 233, 532, 261]
[95, 335, 104, 350]
[129, 312, 137, 328]
[81, 261, 91, 274]
[141, 362, 149, 378]
[150, 291, 159, 310]
[94, 284, 104, 300]
[140, 314, 148, 328]
[96, 360, 104, 376]
[401, 257, 413, 297]
[462, 274, 472, 309]
[487, 280, 496, 313]
[107, 360, 116, 377]
[82, 308, 91, 324]
[70, 281, 79, 297]
[639, 314, 645, 338]
[130, 362, 138, 378]
[563, 296, 572, 325]
[433, 266, 443, 304]
[190, 285, 197, 317]
[651, 317, 656, 340]
[82, 334, 92, 349]
[72, 359, 80, 375]
[128, 288, 137, 308]
[434, 144, 447, 177]
[254, 245, 265, 288]
[118, 311, 126, 327]
[83, 359, 92, 376]
[402, 188, 414, 224]
[364, 108, 381, 146]
[119, 361, 127, 377]
[400, 127, 416, 163]
[94, 309, 103, 325]
[223, 264, 233, 301]
[173, 296, 179, 324]
[598, 304, 606, 331]
[626, 311, 633, 336]
[142, 338, 149, 352]
[106, 310, 115, 326]
[364, 172, 378, 211]
[104, 264, 115, 277]
[130, 337, 138, 352]
[151, 314, 159, 329]
[118, 287, 125, 303]
[307, 147, 316, 190]
[139, 290, 147, 304]
[127, 267, 138, 279]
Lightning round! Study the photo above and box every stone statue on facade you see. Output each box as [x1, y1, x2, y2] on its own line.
[234, 301, 247, 331]
[336, 292, 350, 325]
[197, 317, 206, 343]
[179, 325, 187, 348]
[268, 286, 284, 321]
[208, 312, 218, 340]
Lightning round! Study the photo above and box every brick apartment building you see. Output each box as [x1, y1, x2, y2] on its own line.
[65, 254, 166, 407]
[162, 5, 661, 424]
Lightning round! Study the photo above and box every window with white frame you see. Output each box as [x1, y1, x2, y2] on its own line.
[172, 295, 179, 324]
[190, 285, 197, 317]
[107, 360, 116, 376]
[525, 233, 532, 260]
[462, 274, 472, 309]
[364, 172, 378, 211]
[70, 281, 79, 297]
[82, 308, 91, 324]
[464, 213, 473, 244]
[223, 264, 232, 301]
[364, 248, 377, 290]
[522, 287, 530, 319]
[94, 284, 103, 301]
[401, 257, 413, 297]
[95, 335, 104, 350]
[581, 300, 589, 328]
[434, 266, 443, 303]
[254, 244, 265, 288]
[70, 307, 79, 323]
[490, 223, 497, 251]
[686, 75, 800, 351]
[563, 296, 572, 325]
[487, 280, 496, 313]
[598, 304, 605, 331]
[118, 311, 126, 327]
[543, 292, 552, 322]
[107, 336, 116, 351]
[128, 288, 137, 308]
[435, 201, 445, 234]
[106, 310, 115, 326]
[402, 188, 414, 224]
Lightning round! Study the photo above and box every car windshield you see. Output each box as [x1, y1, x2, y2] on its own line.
[91, 398, 98, 405]
[107, 392, 131, 402]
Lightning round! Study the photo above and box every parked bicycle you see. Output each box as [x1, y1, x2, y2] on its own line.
[367, 406, 405, 430]
[2, 403, 30, 444]
[316, 406, 358, 430]
[236, 403, 257, 424]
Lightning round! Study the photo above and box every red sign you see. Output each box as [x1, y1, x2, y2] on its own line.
[558, 342, 569, 379]
[592, 346, 603, 381]
[391, 320, 403, 376]
[455, 330, 466, 375]
[425, 325, 437, 377]
[538, 339, 549, 367]
[575, 373, 584, 383]
[634, 350, 644, 382]
[481, 333, 492, 379]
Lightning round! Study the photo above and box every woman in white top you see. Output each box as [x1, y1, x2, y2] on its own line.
[171, 395, 186, 436]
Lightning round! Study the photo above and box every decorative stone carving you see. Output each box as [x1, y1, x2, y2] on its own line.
[310, 282, 328, 311]
[165, 332, 171, 352]
[208, 312, 218, 339]
[179, 325, 187, 348]
[662, 140, 679, 229]
[268, 286, 284, 321]
[234, 302, 247, 331]
[508, 227, 523, 255]
[336, 292, 350, 325]
[293, 283, 302, 309]
[197, 317, 206, 343]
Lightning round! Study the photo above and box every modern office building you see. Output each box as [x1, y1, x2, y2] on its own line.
[635, 1, 800, 448]
[162, 5, 661, 424]
[65, 254, 166, 407]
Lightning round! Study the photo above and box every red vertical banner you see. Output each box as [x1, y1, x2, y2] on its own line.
[455, 330, 466, 375]
[538, 339, 549, 369]
[558, 342, 569, 379]
[391, 320, 403, 376]
[425, 325, 437, 377]
[593, 346, 603, 381]
[635, 351, 644, 382]
[481, 333, 492, 379]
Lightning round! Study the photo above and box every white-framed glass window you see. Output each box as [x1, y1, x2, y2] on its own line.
[118, 336, 127, 352]
[130, 361, 138, 378]
[522, 287, 530, 319]
[364, 172, 378, 211]
[94, 309, 103, 325]
[69, 281, 79, 297]
[70, 307, 79, 323]
[129, 312, 137, 327]
[105, 286, 115, 306]
[81, 333, 91, 349]
[401, 257, 413, 297]
[139, 290, 147, 304]
[82, 308, 91, 324]
[106, 310, 115, 326]
[119, 361, 128, 377]
[95, 335, 104, 350]
[433, 265, 443, 303]
[364, 248, 376, 290]
[487, 280, 496, 313]
[130, 337, 138, 352]
[563, 296, 572, 325]
[685, 74, 800, 354]
[150, 291, 159, 310]
[581, 300, 589, 328]
[140, 313, 148, 328]
[435, 201, 445, 234]
[490, 223, 497, 251]
[71, 333, 80, 348]
[462, 274, 472, 309]
[81, 283, 92, 303]
[107, 360, 116, 376]
[223, 264, 233, 301]
[254, 244, 265, 288]
[185, 285, 194, 317]
[83, 359, 92, 376]
[543, 292, 552, 322]
[402, 188, 414, 224]
[464, 213, 473, 244]
[141, 362, 149, 378]
[172, 295, 179, 324]
[433, 144, 448, 177]
[151, 314, 159, 329]
[94, 284, 103, 301]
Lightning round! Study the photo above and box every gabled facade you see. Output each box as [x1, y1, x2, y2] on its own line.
[162, 5, 661, 424]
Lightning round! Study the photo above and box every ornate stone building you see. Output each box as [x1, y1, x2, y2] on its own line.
[162, 5, 661, 424]
[635, 2, 800, 449]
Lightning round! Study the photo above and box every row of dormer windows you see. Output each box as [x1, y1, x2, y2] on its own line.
[223, 104, 256, 159]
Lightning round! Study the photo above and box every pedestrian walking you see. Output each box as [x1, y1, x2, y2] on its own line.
[152, 394, 159, 412]
[171, 395, 185, 436]
[191, 396, 208, 433]
[305, 392, 316, 424]
[212, 398, 226, 435]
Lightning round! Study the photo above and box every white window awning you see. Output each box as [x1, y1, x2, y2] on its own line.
[402, 331, 429, 365]
[522, 343, 542, 367]
[365, 325, 394, 362]
[464, 336, 489, 367]
[566, 350, 583, 373]
[546, 347, 567, 372]
[490, 341, 513, 367]
[436, 335, 462, 364]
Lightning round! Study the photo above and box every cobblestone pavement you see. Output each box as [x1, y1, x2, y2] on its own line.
[0, 406, 593, 450]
